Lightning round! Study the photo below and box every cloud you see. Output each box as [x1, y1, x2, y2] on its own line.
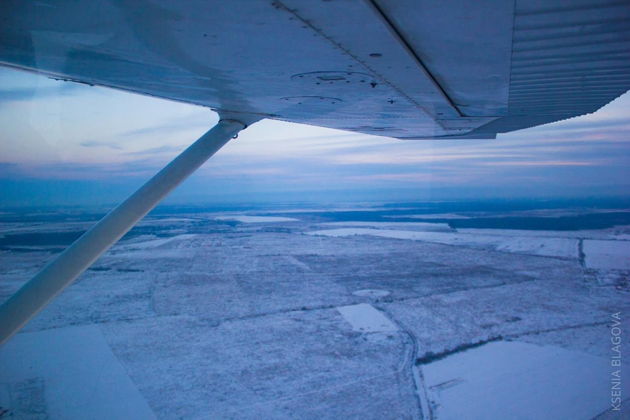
[80, 141, 123, 150]
[545, 117, 630, 131]
[478, 160, 598, 167]
[118, 116, 212, 137]
[126, 145, 184, 156]
[1, 66, 629, 206]
[344, 172, 450, 183]
[328, 151, 530, 165]
[0, 84, 81, 104]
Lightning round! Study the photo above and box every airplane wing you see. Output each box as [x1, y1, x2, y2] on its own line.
[2, 0, 629, 140]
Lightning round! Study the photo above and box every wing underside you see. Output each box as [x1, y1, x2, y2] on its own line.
[1, 0, 629, 139]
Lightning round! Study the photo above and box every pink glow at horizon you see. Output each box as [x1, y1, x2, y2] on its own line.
[1, 67, 629, 205]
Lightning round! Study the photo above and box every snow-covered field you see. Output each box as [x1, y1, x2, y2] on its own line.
[337, 303, 398, 333]
[321, 221, 453, 232]
[308, 226, 630, 271]
[584, 239, 630, 270]
[421, 341, 627, 420]
[385, 213, 471, 220]
[307, 227, 579, 258]
[0, 211, 628, 419]
[214, 215, 299, 223]
[115, 234, 198, 250]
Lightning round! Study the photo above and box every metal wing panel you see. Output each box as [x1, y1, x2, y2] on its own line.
[0, 0, 453, 138]
[445, 0, 630, 139]
[371, 0, 515, 118]
[1, 0, 629, 140]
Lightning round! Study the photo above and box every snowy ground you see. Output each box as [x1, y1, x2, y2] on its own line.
[0, 210, 628, 419]
[306, 227, 579, 259]
[307, 225, 630, 270]
[421, 341, 624, 420]
[214, 215, 299, 223]
[321, 222, 453, 232]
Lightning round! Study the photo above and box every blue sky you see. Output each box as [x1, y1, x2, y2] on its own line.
[1, 67, 629, 207]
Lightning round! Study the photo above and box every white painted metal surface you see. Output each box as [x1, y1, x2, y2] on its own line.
[372, 0, 515, 117]
[1, 0, 628, 139]
[451, 0, 630, 138]
[0, 325, 157, 419]
[0, 119, 249, 345]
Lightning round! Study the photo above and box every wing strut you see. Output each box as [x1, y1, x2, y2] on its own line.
[0, 116, 256, 345]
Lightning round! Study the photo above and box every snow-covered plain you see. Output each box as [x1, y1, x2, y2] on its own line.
[308, 226, 630, 271]
[321, 221, 453, 232]
[337, 303, 398, 333]
[421, 341, 628, 420]
[385, 213, 471, 220]
[0, 211, 628, 418]
[115, 234, 197, 250]
[584, 239, 630, 270]
[307, 227, 579, 258]
[214, 215, 299, 223]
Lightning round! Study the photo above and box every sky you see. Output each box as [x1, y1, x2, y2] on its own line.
[1, 67, 629, 208]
